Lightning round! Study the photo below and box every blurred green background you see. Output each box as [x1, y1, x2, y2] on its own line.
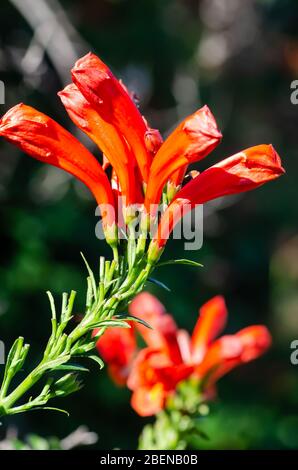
[0, 0, 298, 449]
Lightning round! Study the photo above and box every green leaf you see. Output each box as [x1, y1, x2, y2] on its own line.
[55, 363, 89, 372]
[148, 277, 171, 292]
[46, 291, 56, 320]
[5, 337, 24, 371]
[81, 252, 97, 302]
[87, 355, 105, 369]
[52, 373, 83, 398]
[104, 277, 120, 289]
[39, 355, 71, 373]
[71, 341, 96, 355]
[33, 406, 70, 416]
[1, 337, 30, 393]
[114, 314, 152, 330]
[156, 259, 203, 268]
[90, 320, 131, 330]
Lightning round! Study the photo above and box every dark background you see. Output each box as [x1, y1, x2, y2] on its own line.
[0, 0, 298, 449]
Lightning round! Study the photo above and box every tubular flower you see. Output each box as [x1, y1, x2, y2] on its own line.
[151, 144, 285, 252]
[144, 105, 222, 212]
[71, 53, 151, 183]
[0, 103, 115, 229]
[58, 83, 138, 207]
[97, 293, 271, 417]
[0, 52, 284, 261]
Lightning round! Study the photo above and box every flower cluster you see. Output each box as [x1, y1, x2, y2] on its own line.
[0, 52, 284, 420]
[96, 292, 271, 416]
[0, 52, 284, 264]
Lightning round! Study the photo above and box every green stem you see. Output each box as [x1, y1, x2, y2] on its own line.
[0, 244, 154, 417]
[2, 365, 44, 412]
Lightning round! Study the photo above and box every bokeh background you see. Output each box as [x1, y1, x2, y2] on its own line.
[0, 0, 298, 449]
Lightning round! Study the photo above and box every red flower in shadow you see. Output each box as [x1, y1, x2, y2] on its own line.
[96, 293, 271, 416]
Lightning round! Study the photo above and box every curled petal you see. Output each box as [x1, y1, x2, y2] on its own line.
[71, 52, 151, 182]
[153, 144, 285, 249]
[196, 326, 272, 386]
[0, 103, 115, 226]
[59, 84, 138, 206]
[234, 325, 272, 362]
[144, 105, 222, 212]
[191, 296, 228, 361]
[177, 144, 285, 205]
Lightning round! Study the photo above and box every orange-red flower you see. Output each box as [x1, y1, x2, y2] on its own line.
[144, 105, 222, 212]
[94, 325, 136, 386]
[96, 293, 272, 416]
[151, 144, 285, 250]
[0, 52, 285, 251]
[71, 53, 151, 183]
[58, 83, 139, 207]
[0, 103, 115, 227]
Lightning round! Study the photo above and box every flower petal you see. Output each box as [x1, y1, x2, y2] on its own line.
[0, 103, 115, 225]
[71, 53, 151, 182]
[131, 383, 166, 416]
[152, 144, 284, 249]
[144, 105, 222, 212]
[191, 296, 228, 362]
[129, 292, 181, 362]
[234, 325, 272, 363]
[178, 144, 285, 205]
[127, 348, 172, 390]
[129, 292, 166, 348]
[95, 324, 137, 386]
[59, 83, 139, 206]
[128, 348, 193, 392]
[196, 326, 272, 386]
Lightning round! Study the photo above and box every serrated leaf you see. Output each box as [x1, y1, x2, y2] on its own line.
[156, 259, 203, 268]
[148, 277, 171, 292]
